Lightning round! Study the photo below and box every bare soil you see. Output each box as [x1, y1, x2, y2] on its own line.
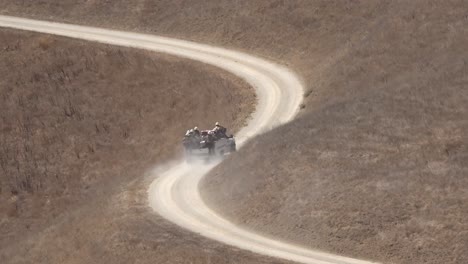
[2, 1, 468, 264]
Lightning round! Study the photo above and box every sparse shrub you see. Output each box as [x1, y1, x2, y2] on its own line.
[37, 36, 54, 51]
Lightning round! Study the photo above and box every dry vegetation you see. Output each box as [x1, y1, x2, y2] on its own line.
[0, 29, 260, 263]
[199, 2, 468, 264]
[1, 1, 468, 263]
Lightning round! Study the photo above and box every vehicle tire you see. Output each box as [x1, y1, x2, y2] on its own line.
[231, 144, 236, 152]
[208, 145, 215, 156]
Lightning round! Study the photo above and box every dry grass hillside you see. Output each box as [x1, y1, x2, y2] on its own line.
[201, 2, 468, 264]
[0, 0, 387, 108]
[1, 1, 468, 264]
[0, 29, 266, 263]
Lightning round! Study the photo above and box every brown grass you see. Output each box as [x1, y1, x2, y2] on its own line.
[0, 28, 259, 263]
[2, 1, 468, 263]
[199, 2, 468, 264]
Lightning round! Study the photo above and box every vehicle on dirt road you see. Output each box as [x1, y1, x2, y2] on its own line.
[183, 128, 236, 162]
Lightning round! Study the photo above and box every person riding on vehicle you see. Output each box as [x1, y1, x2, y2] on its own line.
[193, 126, 201, 137]
[212, 122, 227, 138]
[185, 129, 194, 137]
[191, 126, 201, 143]
[207, 130, 216, 154]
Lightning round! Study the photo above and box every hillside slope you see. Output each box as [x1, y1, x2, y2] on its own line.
[201, 2, 468, 264]
[0, 0, 388, 108]
[0, 29, 263, 264]
[1, 1, 468, 263]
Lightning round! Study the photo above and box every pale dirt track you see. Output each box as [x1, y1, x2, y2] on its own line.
[0, 15, 378, 264]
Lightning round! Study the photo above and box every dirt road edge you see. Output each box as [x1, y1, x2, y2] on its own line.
[0, 15, 378, 264]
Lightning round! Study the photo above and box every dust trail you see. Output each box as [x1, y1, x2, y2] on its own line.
[0, 15, 378, 264]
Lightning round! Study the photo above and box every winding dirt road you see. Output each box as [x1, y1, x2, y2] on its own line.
[0, 15, 378, 264]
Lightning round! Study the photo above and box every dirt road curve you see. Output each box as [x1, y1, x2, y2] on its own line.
[0, 15, 377, 264]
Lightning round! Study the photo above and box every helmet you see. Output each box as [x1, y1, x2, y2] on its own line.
[194, 126, 198, 130]
[215, 122, 219, 126]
